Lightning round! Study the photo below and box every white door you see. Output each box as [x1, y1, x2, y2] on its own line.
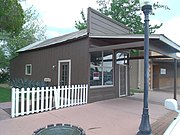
[119, 64, 128, 97]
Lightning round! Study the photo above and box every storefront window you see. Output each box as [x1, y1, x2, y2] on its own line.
[90, 51, 113, 87]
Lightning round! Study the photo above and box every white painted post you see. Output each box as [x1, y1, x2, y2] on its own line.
[45, 87, 49, 111]
[36, 87, 40, 112]
[26, 88, 30, 115]
[71, 85, 74, 106]
[49, 87, 53, 110]
[21, 88, 25, 116]
[68, 85, 71, 107]
[86, 84, 88, 103]
[15, 88, 19, 117]
[74, 85, 77, 105]
[60, 86, 64, 108]
[54, 86, 58, 109]
[41, 87, 44, 112]
[64, 86, 67, 107]
[82, 85, 85, 104]
[77, 85, 80, 105]
[11, 88, 16, 118]
[31, 87, 35, 114]
[80, 85, 83, 104]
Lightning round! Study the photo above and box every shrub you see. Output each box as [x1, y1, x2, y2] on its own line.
[10, 78, 47, 89]
[0, 71, 9, 83]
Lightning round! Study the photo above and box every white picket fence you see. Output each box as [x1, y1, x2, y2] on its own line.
[11, 84, 88, 118]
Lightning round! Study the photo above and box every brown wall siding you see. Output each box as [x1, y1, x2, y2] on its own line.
[10, 38, 123, 103]
[88, 59, 120, 102]
[129, 60, 139, 89]
[153, 62, 180, 90]
[10, 38, 89, 86]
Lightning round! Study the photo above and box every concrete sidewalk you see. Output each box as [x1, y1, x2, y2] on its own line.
[0, 96, 171, 135]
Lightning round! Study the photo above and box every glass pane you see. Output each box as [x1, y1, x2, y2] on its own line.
[90, 66, 102, 86]
[116, 52, 127, 64]
[91, 51, 102, 66]
[26, 65, 32, 75]
[103, 67, 113, 85]
[103, 50, 112, 67]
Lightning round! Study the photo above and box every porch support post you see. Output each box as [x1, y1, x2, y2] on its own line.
[174, 59, 177, 100]
[127, 53, 130, 95]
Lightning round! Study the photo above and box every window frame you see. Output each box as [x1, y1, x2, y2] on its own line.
[90, 51, 114, 88]
[25, 64, 32, 75]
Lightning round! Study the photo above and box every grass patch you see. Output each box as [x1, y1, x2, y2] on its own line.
[0, 86, 11, 103]
[130, 88, 144, 95]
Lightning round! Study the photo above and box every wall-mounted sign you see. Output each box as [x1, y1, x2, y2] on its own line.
[93, 72, 100, 80]
[44, 78, 51, 82]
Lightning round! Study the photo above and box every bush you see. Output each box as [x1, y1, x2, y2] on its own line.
[0, 71, 9, 83]
[10, 78, 47, 89]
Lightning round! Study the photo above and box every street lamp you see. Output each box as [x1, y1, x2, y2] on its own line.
[137, 0, 152, 135]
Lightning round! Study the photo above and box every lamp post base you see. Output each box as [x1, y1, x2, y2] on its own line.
[137, 108, 152, 135]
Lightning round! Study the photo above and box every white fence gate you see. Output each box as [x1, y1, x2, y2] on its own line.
[11, 84, 88, 118]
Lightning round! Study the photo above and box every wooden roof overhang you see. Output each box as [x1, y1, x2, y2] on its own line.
[89, 34, 180, 59]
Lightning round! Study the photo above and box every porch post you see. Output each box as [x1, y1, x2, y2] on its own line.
[174, 59, 177, 100]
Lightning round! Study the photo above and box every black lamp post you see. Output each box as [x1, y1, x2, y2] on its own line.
[137, 0, 152, 135]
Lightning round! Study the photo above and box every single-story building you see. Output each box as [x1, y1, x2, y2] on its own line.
[10, 7, 180, 102]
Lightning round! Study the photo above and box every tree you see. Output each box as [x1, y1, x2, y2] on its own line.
[0, 0, 24, 35]
[75, 10, 87, 30]
[75, 0, 169, 34]
[3, 7, 46, 58]
[0, 1, 46, 83]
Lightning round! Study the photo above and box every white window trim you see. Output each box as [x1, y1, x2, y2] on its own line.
[58, 60, 71, 86]
[25, 64, 32, 75]
[90, 51, 114, 88]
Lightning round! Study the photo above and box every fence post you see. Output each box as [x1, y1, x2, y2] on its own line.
[26, 88, 30, 115]
[64, 86, 68, 107]
[54, 86, 58, 109]
[77, 85, 80, 105]
[49, 87, 53, 110]
[80, 85, 83, 104]
[41, 87, 44, 112]
[82, 85, 85, 104]
[45, 87, 49, 111]
[86, 84, 88, 103]
[74, 85, 77, 105]
[68, 85, 71, 107]
[32, 87, 35, 113]
[15, 88, 19, 117]
[60, 86, 64, 108]
[21, 88, 25, 116]
[11, 88, 16, 118]
[71, 85, 74, 106]
[36, 87, 40, 113]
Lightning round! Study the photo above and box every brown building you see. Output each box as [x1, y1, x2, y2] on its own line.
[10, 8, 180, 102]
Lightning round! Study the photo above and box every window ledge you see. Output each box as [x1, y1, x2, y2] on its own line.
[90, 85, 114, 89]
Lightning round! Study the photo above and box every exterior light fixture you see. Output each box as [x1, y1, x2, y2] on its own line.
[137, 0, 152, 135]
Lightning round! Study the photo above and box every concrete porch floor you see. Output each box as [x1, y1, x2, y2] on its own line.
[0, 91, 178, 135]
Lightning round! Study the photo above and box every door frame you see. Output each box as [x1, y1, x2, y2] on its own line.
[119, 64, 128, 97]
[58, 60, 71, 86]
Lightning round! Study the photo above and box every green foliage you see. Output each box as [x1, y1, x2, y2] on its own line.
[75, 10, 87, 30]
[11, 78, 47, 89]
[0, 48, 9, 69]
[97, 0, 165, 34]
[0, 0, 24, 35]
[0, 2, 46, 82]
[3, 7, 46, 59]
[0, 71, 9, 83]
[75, 0, 169, 34]
[0, 87, 11, 102]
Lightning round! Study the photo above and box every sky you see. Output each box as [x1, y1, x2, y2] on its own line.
[21, 0, 180, 45]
